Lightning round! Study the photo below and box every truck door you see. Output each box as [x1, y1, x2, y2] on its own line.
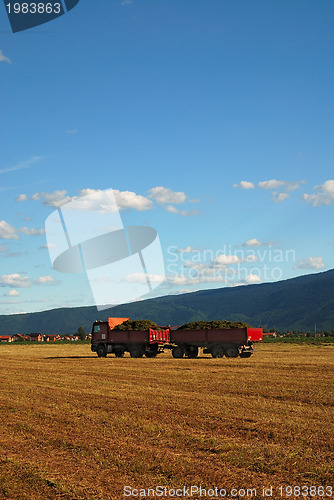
[92, 322, 108, 342]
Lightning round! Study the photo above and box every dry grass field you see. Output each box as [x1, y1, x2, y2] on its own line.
[0, 343, 333, 500]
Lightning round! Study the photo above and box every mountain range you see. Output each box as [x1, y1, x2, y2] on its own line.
[1, 269, 333, 335]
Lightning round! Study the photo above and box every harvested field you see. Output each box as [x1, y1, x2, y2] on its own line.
[0, 343, 333, 499]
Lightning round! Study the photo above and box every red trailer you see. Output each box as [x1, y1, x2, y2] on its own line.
[169, 327, 262, 358]
[91, 320, 262, 359]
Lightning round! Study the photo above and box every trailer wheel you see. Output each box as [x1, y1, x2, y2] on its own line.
[239, 352, 252, 358]
[225, 344, 239, 358]
[186, 346, 199, 359]
[211, 345, 224, 358]
[172, 346, 184, 358]
[96, 344, 106, 358]
[129, 345, 144, 358]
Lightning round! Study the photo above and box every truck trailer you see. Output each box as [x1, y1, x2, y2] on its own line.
[91, 320, 263, 359]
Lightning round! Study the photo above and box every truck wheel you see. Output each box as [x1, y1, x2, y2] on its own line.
[114, 351, 124, 358]
[96, 344, 106, 358]
[211, 345, 224, 358]
[145, 351, 157, 358]
[172, 346, 184, 358]
[187, 346, 199, 358]
[225, 344, 239, 358]
[129, 345, 144, 358]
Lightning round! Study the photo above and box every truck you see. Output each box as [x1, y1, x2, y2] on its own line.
[91, 320, 263, 359]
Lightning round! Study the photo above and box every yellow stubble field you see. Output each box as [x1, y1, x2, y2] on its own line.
[0, 343, 333, 500]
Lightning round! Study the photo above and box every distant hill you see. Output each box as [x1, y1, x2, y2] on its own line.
[1, 269, 333, 335]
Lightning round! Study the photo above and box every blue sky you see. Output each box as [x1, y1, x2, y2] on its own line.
[1, 0, 333, 314]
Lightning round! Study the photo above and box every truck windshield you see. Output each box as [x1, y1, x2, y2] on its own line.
[93, 324, 100, 333]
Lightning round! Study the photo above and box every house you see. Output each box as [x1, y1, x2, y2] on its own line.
[44, 335, 61, 342]
[0, 335, 13, 342]
[12, 334, 30, 342]
[28, 333, 44, 342]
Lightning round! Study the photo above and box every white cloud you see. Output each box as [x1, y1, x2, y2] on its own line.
[178, 288, 196, 294]
[66, 188, 118, 212]
[166, 274, 224, 286]
[124, 273, 165, 284]
[234, 179, 306, 202]
[72, 188, 153, 212]
[294, 256, 325, 270]
[0, 245, 8, 252]
[0, 274, 56, 288]
[0, 221, 45, 239]
[165, 205, 179, 214]
[0, 274, 31, 288]
[241, 238, 261, 247]
[303, 180, 334, 206]
[4, 289, 20, 297]
[147, 186, 199, 213]
[245, 274, 262, 284]
[19, 188, 154, 212]
[66, 129, 78, 134]
[273, 192, 290, 202]
[16, 194, 28, 202]
[113, 189, 154, 211]
[233, 181, 255, 189]
[0, 50, 11, 64]
[213, 254, 241, 266]
[260, 179, 306, 191]
[148, 186, 187, 204]
[165, 274, 189, 286]
[20, 190, 71, 207]
[17, 186, 200, 214]
[183, 261, 216, 272]
[41, 190, 72, 207]
[258, 179, 286, 190]
[234, 178, 305, 191]
[35, 276, 55, 285]
[175, 246, 199, 253]
[19, 227, 45, 236]
[165, 205, 199, 216]
[239, 238, 274, 247]
[31, 193, 42, 201]
[40, 243, 56, 250]
[0, 221, 19, 240]
[0, 156, 43, 175]
[285, 180, 306, 192]
[162, 260, 268, 288]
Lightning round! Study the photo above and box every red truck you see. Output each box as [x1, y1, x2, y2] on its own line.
[91, 321, 262, 359]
